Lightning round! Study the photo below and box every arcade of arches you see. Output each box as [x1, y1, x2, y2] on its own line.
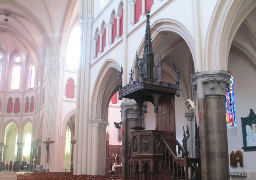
[0, 0, 256, 180]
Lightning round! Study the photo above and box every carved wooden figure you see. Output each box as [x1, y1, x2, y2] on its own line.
[43, 138, 54, 163]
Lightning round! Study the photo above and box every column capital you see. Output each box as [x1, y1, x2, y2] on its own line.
[88, 119, 108, 128]
[192, 70, 231, 96]
[185, 111, 194, 121]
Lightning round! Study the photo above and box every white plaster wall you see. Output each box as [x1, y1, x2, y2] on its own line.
[228, 48, 256, 180]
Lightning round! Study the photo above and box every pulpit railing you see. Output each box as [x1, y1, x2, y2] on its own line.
[162, 138, 201, 180]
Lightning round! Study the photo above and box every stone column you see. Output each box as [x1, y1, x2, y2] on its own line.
[70, 140, 76, 173]
[130, 1, 136, 25]
[92, 39, 97, 58]
[88, 119, 108, 175]
[3, 145, 8, 162]
[116, 16, 120, 38]
[185, 111, 194, 157]
[121, 102, 139, 179]
[74, 0, 93, 175]
[142, 0, 145, 16]
[108, 23, 113, 45]
[36, 139, 41, 165]
[0, 143, 4, 162]
[99, 32, 103, 53]
[193, 70, 230, 180]
[17, 143, 25, 161]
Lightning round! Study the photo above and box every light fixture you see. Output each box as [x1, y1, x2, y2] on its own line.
[4, 17, 8, 22]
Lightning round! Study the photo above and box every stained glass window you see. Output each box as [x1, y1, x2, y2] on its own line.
[65, 127, 71, 155]
[225, 76, 236, 128]
[14, 56, 21, 62]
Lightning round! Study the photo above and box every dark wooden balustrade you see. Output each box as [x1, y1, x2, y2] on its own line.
[162, 138, 201, 180]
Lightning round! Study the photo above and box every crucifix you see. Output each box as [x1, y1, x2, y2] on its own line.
[43, 137, 54, 163]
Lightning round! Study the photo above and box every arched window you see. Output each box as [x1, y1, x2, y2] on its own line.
[65, 127, 71, 155]
[66, 24, 81, 71]
[14, 98, 20, 114]
[11, 65, 21, 90]
[0, 53, 3, 60]
[14, 56, 21, 62]
[66, 78, 75, 99]
[225, 76, 236, 127]
[29, 65, 35, 88]
[7, 98, 13, 114]
[30, 96, 34, 112]
[102, 22, 106, 52]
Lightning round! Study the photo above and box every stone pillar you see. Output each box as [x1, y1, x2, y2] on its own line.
[108, 23, 113, 45]
[74, 0, 93, 175]
[36, 139, 41, 165]
[70, 140, 76, 173]
[121, 102, 139, 179]
[116, 16, 120, 38]
[185, 111, 194, 157]
[130, 1, 136, 25]
[17, 142, 25, 161]
[88, 119, 108, 175]
[99, 33, 103, 53]
[142, 0, 145, 16]
[0, 143, 4, 162]
[193, 70, 230, 180]
[3, 145, 8, 162]
[92, 39, 97, 58]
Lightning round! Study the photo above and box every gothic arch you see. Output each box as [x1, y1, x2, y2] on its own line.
[90, 60, 121, 120]
[205, 0, 256, 71]
[2, 120, 20, 143]
[62, 109, 76, 137]
[133, 19, 195, 100]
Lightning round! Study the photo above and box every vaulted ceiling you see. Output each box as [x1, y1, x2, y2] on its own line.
[0, 0, 78, 66]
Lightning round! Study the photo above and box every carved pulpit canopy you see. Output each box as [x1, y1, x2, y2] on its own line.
[117, 12, 180, 128]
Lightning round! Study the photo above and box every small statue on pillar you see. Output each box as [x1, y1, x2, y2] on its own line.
[182, 125, 190, 157]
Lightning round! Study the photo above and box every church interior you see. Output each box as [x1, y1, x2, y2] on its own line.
[0, 0, 256, 180]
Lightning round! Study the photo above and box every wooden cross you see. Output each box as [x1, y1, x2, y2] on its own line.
[43, 137, 54, 163]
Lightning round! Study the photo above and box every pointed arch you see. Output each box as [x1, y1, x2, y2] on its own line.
[91, 60, 121, 120]
[7, 97, 14, 114]
[66, 78, 75, 99]
[14, 98, 20, 114]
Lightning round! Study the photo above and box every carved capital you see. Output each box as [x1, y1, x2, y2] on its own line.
[185, 112, 194, 121]
[89, 119, 108, 128]
[192, 70, 231, 96]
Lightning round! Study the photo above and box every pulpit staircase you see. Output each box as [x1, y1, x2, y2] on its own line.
[162, 138, 201, 180]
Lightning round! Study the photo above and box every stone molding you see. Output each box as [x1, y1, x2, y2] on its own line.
[192, 70, 231, 96]
[185, 111, 194, 121]
[88, 119, 108, 128]
[79, 14, 94, 23]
